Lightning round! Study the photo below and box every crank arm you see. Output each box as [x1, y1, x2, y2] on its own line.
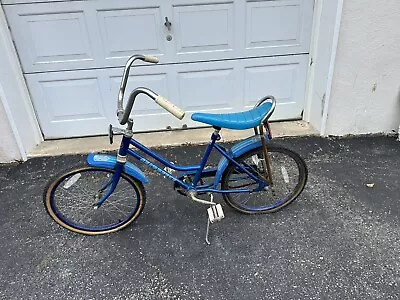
[189, 192, 217, 205]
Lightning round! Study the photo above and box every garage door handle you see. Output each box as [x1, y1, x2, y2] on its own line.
[164, 17, 172, 31]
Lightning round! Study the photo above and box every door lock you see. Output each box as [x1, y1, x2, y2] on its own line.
[164, 17, 172, 31]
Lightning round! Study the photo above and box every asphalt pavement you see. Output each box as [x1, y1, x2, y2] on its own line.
[0, 135, 399, 300]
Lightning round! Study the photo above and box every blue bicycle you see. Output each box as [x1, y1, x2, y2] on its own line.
[44, 55, 308, 242]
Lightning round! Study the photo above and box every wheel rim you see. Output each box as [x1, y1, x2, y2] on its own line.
[225, 148, 304, 211]
[48, 168, 141, 232]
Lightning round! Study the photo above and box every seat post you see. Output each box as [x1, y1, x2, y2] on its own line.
[259, 124, 274, 186]
[212, 126, 221, 139]
[191, 127, 220, 185]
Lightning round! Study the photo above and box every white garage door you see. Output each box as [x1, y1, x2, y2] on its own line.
[3, 0, 314, 139]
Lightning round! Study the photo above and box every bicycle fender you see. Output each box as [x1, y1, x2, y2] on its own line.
[87, 154, 148, 184]
[213, 135, 269, 186]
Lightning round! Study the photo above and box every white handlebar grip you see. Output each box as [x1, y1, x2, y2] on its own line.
[144, 56, 159, 63]
[155, 96, 185, 120]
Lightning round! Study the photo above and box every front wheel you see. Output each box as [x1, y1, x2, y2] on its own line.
[221, 145, 307, 213]
[44, 166, 146, 235]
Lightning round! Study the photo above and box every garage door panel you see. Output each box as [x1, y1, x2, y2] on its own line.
[177, 68, 235, 112]
[173, 3, 234, 54]
[244, 0, 314, 56]
[42, 78, 105, 122]
[244, 64, 297, 106]
[21, 11, 93, 68]
[26, 72, 109, 138]
[4, 3, 96, 72]
[246, 1, 300, 47]
[97, 7, 165, 62]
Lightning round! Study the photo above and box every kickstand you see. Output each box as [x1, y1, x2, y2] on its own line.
[205, 217, 211, 245]
[205, 193, 225, 245]
[205, 193, 213, 245]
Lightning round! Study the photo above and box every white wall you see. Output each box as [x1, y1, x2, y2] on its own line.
[0, 96, 21, 162]
[304, 0, 342, 133]
[325, 0, 400, 135]
[0, 5, 42, 163]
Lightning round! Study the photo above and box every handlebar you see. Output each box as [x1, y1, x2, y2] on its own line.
[117, 54, 185, 125]
[155, 96, 185, 119]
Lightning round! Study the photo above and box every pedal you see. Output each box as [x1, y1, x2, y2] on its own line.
[207, 204, 224, 223]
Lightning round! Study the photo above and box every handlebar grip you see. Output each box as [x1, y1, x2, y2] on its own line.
[144, 56, 159, 63]
[155, 96, 185, 120]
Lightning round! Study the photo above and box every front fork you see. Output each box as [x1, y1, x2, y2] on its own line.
[95, 134, 131, 208]
[95, 163, 123, 208]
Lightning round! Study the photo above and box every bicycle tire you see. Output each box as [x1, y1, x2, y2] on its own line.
[221, 144, 307, 213]
[44, 165, 146, 235]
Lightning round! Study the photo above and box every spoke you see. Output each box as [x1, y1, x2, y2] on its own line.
[106, 202, 129, 215]
[108, 203, 135, 211]
[240, 197, 251, 205]
[103, 208, 116, 222]
[60, 186, 93, 199]
[241, 161, 266, 180]
[231, 193, 250, 205]
[57, 193, 89, 203]
[99, 193, 135, 208]
[56, 197, 93, 211]
[58, 204, 92, 212]
[108, 201, 135, 210]
[106, 202, 126, 214]
[108, 195, 134, 204]
[57, 196, 94, 212]
[228, 181, 255, 189]
[78, 207, 96, 223]
[111, 185, 132, 196]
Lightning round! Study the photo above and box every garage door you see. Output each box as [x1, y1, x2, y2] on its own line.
[3, 0, 314, 139]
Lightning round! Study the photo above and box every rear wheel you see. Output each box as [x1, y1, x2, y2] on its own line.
[44, 166, 146, 235]
[221, 145, 307, 213]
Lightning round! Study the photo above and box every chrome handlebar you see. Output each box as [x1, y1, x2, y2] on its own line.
[117, 55, 159, 125]
[118, 87, 159, 125]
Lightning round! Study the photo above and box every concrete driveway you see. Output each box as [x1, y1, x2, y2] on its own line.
[0, 136, 399, 299]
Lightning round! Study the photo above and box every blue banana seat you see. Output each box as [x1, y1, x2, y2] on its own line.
[191, 102, 273, 130]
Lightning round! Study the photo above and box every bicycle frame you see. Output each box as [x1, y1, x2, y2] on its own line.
[95, 129, 268, 207]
